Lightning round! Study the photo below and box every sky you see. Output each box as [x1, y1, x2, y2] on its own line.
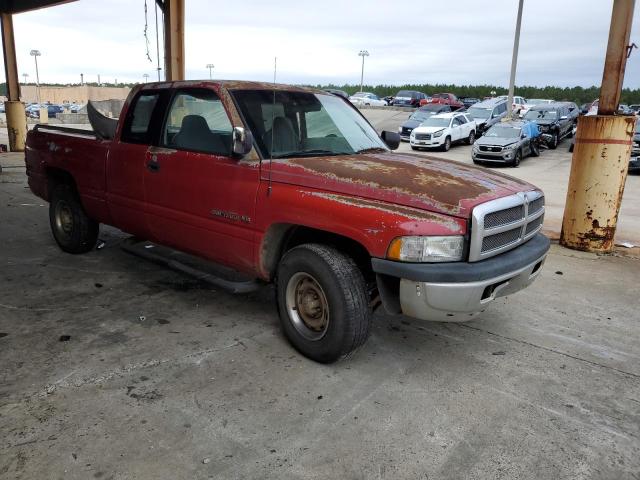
[3, 0, 640, 89]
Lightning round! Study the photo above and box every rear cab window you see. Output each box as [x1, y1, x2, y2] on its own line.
[121, 92, 162, 144]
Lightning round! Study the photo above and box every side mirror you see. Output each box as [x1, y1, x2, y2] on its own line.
[381, 130, 401, 150]
[232, 126, 253, 158]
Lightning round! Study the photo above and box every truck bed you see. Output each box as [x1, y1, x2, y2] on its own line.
[25, 124, 113, 224]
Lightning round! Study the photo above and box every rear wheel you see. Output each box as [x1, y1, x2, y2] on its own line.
[442, 136, 451, 151]
[276, 244, 371, 363]
[466, 130, 476, 145]
[530, 140, 540, 157]
[49, 183, 99, 254]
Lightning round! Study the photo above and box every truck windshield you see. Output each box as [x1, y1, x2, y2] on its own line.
[232, 90, 388, 158]
[421, 117, 450, 128]
[525, 110, 558, 120]
[485, 126, 521, 138]
[467, 107, 492, 120]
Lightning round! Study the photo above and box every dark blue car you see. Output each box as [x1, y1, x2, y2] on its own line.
[398, 104, 451, 141]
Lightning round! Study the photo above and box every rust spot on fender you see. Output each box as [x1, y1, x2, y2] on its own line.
[306, 191, 465, 233]
[283, 153, 530, 216]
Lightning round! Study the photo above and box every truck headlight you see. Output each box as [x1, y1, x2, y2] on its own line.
[387, 236, 465, 262]
[433, 130, 444, 138]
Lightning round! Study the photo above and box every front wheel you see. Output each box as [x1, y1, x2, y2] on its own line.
[441, 136, 451, 152]
[466, 130, 476, 145]
[549, 133, 559, 149]
[276, 244, 371, 363]
[49, 183, 99, 254]
[512, 149, 522, 167]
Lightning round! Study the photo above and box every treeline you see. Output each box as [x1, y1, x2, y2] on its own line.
[315, 83, 640, 106]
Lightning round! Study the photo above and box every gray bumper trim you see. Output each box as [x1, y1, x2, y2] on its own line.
[371, 233, 550, 283]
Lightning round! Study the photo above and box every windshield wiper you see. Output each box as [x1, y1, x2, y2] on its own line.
[355, 147, 387, 154]
[272, 149, 344, 159]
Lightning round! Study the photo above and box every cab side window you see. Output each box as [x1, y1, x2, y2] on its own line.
[162, 89, 233, 156]
[121, 92, 160, 144]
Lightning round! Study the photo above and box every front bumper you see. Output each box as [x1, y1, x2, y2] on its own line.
[372, 233, 550, 322]
[472, 149, 516, 162]
[410, 136, 444, 147]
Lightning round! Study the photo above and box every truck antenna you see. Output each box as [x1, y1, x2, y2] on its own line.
[267, 56, 277, 197]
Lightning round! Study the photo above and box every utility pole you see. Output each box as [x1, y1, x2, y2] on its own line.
[206, 63, 214, 79]
[97, 74, 101, 86]
[30, 49, 41, 104]
[143, 73, 149, 83]
[358, 50, 369, 93]
[22, 72, 28, 84]
[560, 0, 636, 253]
[506, 0, 524, 119]
[80, 73, 84, 85]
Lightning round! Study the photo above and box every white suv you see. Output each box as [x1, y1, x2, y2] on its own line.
[409, 112, 476, 151]
[498, 95, 527, 114]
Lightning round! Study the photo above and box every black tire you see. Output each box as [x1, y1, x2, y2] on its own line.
[276, 244, 371, 363]
[512, 150, 522, 167]
[569, 142, 574, 153]
[49, 183, 99, 254]
[549, 132, 559, 149]
[530, 140, 540, 157]
[442, 136, 451, 152]
[466, 130, 476, 145]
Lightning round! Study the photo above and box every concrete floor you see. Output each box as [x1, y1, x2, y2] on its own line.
[1, 142, 640, 478]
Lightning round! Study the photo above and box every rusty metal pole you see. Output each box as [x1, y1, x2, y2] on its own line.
[507, 0, 524, 119]
[560, 0, 635, 252]
[162, 0, 185, 81]
[1, 13, 27, 152]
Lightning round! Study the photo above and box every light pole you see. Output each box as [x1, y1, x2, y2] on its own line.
[206, 63, 214, 79]
[143, 73, 149, 83]
[22, 73, 28, 84]
[30, 49, 41, 104]
[358, 50, 369, 93]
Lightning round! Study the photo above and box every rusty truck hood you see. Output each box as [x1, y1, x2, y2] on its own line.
[269, 152, 535, 218]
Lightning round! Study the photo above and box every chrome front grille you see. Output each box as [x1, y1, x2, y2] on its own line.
[469, 191, 545, 262]
[415, 133, 431, 140]
[479, 145, 503, 152]
[484, 205, 524, 228]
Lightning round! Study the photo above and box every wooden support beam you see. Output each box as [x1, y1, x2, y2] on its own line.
[163, 0, 184, 81]
[1, 12, 19, 101]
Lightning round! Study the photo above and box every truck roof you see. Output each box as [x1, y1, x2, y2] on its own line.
[137, 79, 325, 94]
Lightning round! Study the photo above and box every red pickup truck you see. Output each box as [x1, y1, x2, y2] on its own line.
[420, 93, 464, 110]
[25, 80, 549, 363]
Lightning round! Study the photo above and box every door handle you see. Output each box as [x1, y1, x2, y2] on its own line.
[146, 160, 160, 172]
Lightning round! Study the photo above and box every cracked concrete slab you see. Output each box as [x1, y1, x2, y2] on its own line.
[1, 155, 639, 479]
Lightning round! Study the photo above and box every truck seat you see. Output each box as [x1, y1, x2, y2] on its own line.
[173, 115, 226, 154]
[263, 116, 299, 154]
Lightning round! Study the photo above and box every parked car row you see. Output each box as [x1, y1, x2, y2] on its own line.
[23, 102, 85, 118]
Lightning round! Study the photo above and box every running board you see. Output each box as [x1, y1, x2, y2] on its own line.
[121, 239, 261, 294]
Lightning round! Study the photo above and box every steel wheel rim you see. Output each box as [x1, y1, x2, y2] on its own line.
[54, 201, 74, 239]
[285, 272, 330, 341]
